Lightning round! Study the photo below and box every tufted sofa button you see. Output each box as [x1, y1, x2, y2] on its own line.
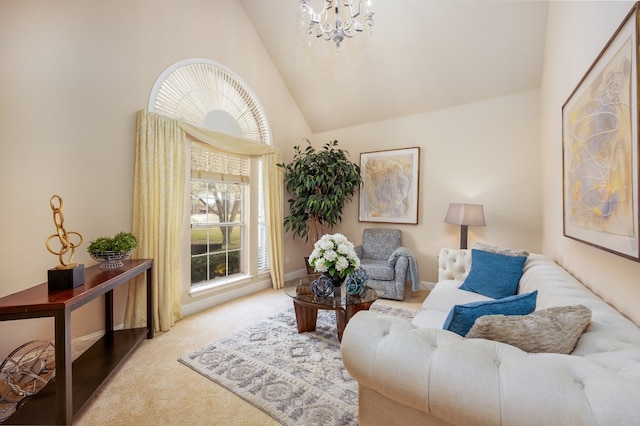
[438, 248, 471, 281]
[493, 359, 501, 368]
[574, 378, 585, 389]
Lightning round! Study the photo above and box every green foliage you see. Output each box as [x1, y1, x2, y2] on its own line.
[277, 139, 362, 243]
[191, 251, 240, 285]
[88, 232, 138, 255]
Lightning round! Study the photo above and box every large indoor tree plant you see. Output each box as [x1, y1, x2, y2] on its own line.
[278, 139, 362, 245]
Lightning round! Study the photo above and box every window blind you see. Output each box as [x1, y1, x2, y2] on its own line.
[191, 141, 249, 183]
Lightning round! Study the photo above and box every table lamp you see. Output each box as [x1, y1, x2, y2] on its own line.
[444, 203, 486, 249]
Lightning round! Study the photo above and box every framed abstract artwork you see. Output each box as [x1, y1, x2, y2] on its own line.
[562, 3, 640, 261]
[359, 147, 420, 224]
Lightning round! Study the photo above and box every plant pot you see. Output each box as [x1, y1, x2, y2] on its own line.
[304, 256, 315, 274]
[325, 273, 344, 287]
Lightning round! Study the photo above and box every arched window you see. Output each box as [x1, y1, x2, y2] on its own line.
[149, 59, 272, 288]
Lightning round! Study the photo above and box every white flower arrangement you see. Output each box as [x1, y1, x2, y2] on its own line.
[308, 233, 360, 280]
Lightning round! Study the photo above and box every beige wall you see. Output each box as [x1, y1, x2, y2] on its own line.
[541, 1, 640, 326]
[310, 90, 542, 282]
[0, 0, 311, 359]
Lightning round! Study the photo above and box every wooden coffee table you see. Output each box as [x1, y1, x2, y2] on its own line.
[283, 274, 384, 341]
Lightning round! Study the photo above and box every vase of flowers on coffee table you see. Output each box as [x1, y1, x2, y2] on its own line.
[308, 233, 360, 295]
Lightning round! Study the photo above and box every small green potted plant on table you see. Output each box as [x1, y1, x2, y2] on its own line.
[88, 232, 137, 269]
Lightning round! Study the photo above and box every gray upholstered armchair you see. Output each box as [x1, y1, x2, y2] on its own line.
[354, 228, 417, 301]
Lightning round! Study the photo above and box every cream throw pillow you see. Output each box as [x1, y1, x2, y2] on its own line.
[466, 305, 592, 354]
[473, 242, 529, 258]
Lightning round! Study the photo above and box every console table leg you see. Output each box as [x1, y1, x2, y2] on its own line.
[105, 289, 114, 334]
[54, 309, 72, 425]
[146, 267, 154, 339]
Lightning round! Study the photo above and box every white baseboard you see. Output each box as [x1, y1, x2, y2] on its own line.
[71, 324, 124, 360]
[181, 269, 306, 317]
[182, 279, 272, 317]
[421, 281, 437, 291]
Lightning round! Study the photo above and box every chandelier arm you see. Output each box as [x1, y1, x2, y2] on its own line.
[342, 20, 359, 37]
[299, 0, 374, 49]
[348, 0, 361, 19]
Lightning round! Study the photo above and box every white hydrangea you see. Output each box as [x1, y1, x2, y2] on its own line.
[323, 250, 338, 262]
[308, 233, 361, 279]
[336, 243, 350, 255]
[320, 239, 335, 251]
[314, 261, 329, 273]
[334, 256, 350, 271]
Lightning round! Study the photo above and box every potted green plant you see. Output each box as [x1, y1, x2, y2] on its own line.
[88, 232, 138, 269]
[278, 139, 362, 246]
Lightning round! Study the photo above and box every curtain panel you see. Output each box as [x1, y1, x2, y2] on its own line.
[126, 110, 284, 333]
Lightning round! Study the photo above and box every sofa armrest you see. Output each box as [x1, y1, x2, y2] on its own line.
[343, 311, 486, 424]
[392, 255, 408, 283]
[341, 311, 640, 425]
[342, 312, 447, 409]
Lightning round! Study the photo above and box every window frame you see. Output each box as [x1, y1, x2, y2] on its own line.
[189, 178, 246, 286]
[187, 144, 268, 296]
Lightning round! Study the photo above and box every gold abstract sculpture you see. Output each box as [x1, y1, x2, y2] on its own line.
[45, 195, 83, 269]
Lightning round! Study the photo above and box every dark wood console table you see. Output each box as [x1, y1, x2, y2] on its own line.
[0, 259, 153, 425]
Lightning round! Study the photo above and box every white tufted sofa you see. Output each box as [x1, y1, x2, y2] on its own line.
[341, 248, 640, 425]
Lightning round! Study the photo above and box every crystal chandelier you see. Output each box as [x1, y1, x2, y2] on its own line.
[300, 0, 374, 49]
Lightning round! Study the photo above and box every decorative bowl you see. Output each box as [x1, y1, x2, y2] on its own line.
[90, 250, 133, 269]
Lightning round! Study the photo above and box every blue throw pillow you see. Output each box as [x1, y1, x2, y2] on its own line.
[443, 290, 538, 336]
[459, 249, 527, 298]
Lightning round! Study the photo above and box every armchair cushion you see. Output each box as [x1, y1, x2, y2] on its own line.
[359, 259, 395, 281]
[361, 229, 402, 260]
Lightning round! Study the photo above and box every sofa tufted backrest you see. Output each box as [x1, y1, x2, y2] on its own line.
[519, 254, 640, 367]
[438, 248, 471, 282]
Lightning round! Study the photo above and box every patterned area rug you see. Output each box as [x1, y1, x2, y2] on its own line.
[178, 303, 417, 426]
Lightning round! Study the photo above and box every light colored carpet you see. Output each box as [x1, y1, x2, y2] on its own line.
[179, 304, 418, 426]
[74, 283, 428, 425]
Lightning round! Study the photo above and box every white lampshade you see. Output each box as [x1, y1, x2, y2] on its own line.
[444, 203, 486, 226]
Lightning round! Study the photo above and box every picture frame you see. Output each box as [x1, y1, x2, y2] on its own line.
[562, 3, 640, 261]
[359, 147, 420, 224]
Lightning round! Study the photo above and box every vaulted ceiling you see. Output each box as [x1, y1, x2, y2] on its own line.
[239, 0, 549, 133]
